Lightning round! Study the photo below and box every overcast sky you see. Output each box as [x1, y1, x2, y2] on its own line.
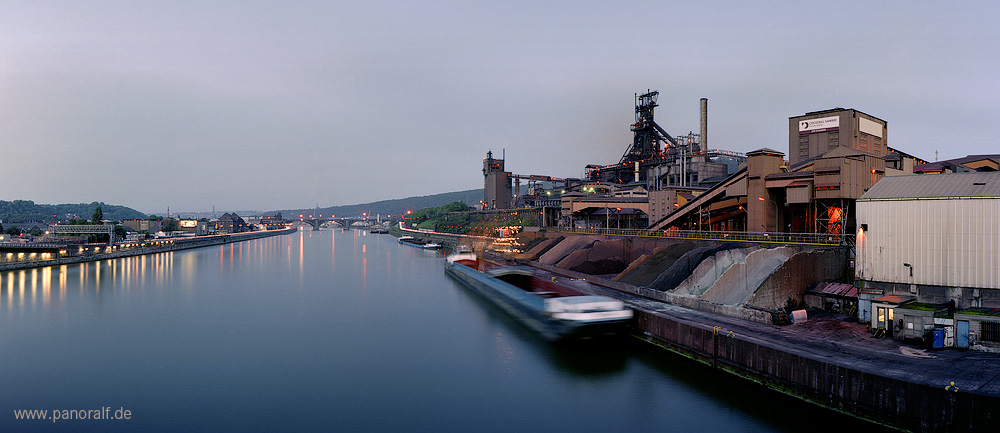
[1, 1, 997, 214]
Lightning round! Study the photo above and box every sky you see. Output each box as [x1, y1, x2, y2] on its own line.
[1, 1, 998, 215]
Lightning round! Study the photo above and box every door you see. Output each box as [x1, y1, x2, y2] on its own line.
[957, 320, 970, 349]
[859, 299, 871, 324]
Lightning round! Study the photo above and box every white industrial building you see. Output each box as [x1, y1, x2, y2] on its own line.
[856, 172, 1000, 350]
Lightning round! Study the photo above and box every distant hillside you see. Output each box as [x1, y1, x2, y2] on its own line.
[0, 200, 148, 223]
[279, 189, 483, 218]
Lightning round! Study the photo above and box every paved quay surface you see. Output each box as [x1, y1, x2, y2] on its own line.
[552, 274, 1000, 399]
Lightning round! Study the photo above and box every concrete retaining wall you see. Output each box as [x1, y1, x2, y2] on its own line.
[698, 247, 798, 305]
[747, 247, 848, 310]
[634, 309, 999, 432]
[671, 247, 757, 297]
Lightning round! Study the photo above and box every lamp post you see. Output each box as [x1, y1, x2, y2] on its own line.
[758, 196, 778, 232]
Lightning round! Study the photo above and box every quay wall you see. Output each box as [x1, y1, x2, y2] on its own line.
[634, 308, 998, 433]
[396, 226, 998, 430]
[0, 227, 296, 272]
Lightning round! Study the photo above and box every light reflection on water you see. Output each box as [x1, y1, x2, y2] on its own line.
[0, 235, 312, 312]
[0, 231, 891, 433]
[0, 251, 180, 315]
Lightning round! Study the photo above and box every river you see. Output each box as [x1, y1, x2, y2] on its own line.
[1, 229, 887, 432]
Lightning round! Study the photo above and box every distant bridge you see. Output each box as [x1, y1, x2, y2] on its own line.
[295, 217, 362, 230]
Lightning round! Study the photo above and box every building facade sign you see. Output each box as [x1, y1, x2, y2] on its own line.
[798, 116, 839, 134]
[859, 117, 883, 138]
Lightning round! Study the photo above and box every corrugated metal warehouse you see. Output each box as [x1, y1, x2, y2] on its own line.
[856, 172, 1000, 295]
[856, 172, 1000, 350]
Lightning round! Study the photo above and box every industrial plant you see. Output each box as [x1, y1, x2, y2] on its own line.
[478, 89, 1000, 353]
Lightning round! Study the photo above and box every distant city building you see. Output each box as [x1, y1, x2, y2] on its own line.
[122, 219, 163, 233]
[260, 213, 284, 230]
[215, 213, 248, 234]
[178, 219, 208, 236]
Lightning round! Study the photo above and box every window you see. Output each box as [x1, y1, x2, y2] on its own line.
[982, 321, 1000, 342]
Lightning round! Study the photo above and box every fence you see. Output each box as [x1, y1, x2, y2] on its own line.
[548, 227, 850, 246]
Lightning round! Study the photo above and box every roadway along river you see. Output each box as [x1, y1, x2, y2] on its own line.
[1, 229, 888, 432]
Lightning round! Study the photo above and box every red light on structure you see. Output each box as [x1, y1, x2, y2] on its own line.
[757, 197, 765, 201]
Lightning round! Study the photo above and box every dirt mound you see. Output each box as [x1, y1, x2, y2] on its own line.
[557, 238, 627, 274]
[615, 240, 700, 286]
[518, 236, 563, 260]
[613, 253, 655, 281]
[537, 236, 600, 265]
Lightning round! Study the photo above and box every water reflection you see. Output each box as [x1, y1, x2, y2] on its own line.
[0, 251, 176, 314]
[0, 236, 301, 315]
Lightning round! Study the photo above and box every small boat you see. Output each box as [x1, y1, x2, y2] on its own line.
[421, 243, 442, 250]
[444, 252, 632, 341]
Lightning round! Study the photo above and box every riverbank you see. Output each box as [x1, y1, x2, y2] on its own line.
[527, 255, 1000, 433]
[0, 226, 297, 272]
[397, 225, 999, 432]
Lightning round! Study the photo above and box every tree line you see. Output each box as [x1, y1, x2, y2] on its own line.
[0, 200, 147, 223]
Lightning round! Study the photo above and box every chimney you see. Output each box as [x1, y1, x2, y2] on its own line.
[700, 98, 708, 151]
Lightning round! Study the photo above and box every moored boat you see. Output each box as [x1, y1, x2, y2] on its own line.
[444, 252, 632, 341]
[398, 236, 442, 250]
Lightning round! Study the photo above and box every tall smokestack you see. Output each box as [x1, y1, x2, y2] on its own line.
[700, 98, 708, 151]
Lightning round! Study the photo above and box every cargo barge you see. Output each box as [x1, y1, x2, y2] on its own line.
[444, 252, 632, 341]
[398, 236, 442, 250]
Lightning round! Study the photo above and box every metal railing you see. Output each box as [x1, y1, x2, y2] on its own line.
[547, 227, 851, 246]
[396, 221, 850, 247]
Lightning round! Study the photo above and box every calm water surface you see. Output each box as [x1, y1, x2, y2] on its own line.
[1, 229, 886, 432]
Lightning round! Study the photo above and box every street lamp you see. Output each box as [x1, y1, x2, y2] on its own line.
[757, 196, 778, 232]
